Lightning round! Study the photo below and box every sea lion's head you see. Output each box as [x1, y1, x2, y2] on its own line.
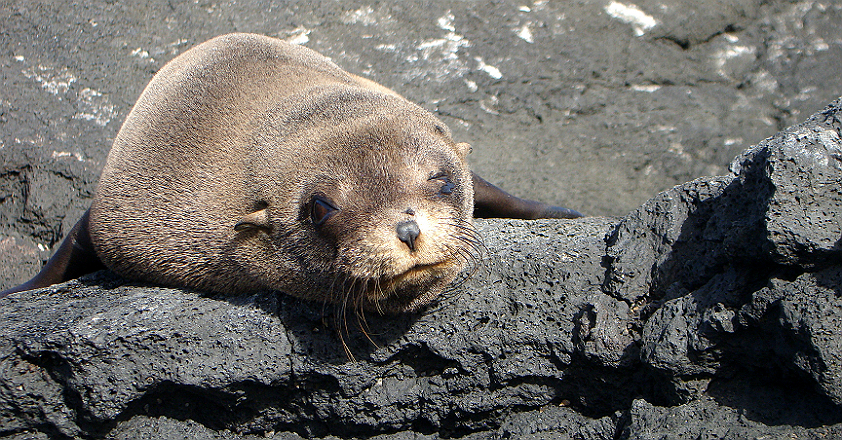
[235, 88, 481, 314]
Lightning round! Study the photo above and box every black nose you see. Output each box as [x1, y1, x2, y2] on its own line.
[396, 220, 421, 252]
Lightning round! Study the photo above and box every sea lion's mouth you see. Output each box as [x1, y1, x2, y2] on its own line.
[391, 261, 452, 284]
[353, 260, 457, 313]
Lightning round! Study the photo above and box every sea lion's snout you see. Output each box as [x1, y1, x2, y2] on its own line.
[395, 220, 420, 252]
[323, 199, 476, 313]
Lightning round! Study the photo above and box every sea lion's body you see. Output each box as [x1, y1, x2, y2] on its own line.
[2, 33, 582, 313]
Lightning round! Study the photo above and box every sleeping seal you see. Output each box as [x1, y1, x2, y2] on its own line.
[1, 33, 582, 313]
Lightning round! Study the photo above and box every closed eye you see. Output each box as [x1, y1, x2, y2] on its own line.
[428, 171, 455, 195]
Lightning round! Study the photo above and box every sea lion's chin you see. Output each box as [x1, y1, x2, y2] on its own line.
[361, 261, 459, 314]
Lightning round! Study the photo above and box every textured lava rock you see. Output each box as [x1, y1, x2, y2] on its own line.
[2, 1, 842, 437]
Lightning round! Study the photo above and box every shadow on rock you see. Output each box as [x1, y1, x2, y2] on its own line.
[706, 375, 842, 428]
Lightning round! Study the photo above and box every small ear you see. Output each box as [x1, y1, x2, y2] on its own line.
[234, 208, 271, 232]
[454, 142, 472, 159]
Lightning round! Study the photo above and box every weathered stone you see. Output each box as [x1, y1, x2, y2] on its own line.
[2, 1, 842, 438]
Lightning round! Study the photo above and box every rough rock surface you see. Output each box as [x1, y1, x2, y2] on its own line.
[2, 98, 842, 438]
[3, 1, 842, 438]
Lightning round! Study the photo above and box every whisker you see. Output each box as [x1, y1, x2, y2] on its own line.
[355, 282, 380, 350]
[337, 276, 357, 362]
[322, 271, 343, 317]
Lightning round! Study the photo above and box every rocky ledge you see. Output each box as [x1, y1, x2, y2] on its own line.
[1, 98, 841, 439]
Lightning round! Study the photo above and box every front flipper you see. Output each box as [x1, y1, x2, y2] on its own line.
[472, 172, 584, 219]
[0, 208, 106, 298]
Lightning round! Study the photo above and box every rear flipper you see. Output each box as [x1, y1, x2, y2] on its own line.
[472, 172, 584, 219]
[0, 209, 105, 298]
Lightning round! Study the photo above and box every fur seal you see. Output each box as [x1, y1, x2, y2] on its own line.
[1, 33, 582, 313]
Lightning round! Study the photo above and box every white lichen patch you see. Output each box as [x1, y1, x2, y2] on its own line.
[516, 24, 534, 43]
[479, 95, 500, 115]
[631, 84, 661, 92]
[415, 32, 471, 66]
[749, 70, 779, 93]
[376, 43, 398, 52]
[287, 28, 311, 45]
[410, 12, 472, 82]
[794, 86, 817, 102]
[437, 12, 456, 32]
[21, 65, 77, 96]
[166, 39, 190, 56]
[604, 1, 657, 37]
[668, 142, 692, 161]
[278, 26, 312, 45]
[464, 79, 478, 93]
[130, 47, 153, 61]
[343, 6, 377, 25]
[707, 32, 758, 81]
[813, 38, 830, 51]
[343, 5, 396, 30]
[403, 10, 511, 85]
[475, 57, 503, 80]
[73, 88, 118, 127]
[286, 32, 310, 45]
[713, 45, 755, 70]
[51, 151, 85, 162]
[19, 59, 118, 127]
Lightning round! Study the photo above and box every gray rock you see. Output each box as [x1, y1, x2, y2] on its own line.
[748, 269, 842, 405]
[732, 106, 842, 268]
[630, 99, 842, 391]
[622, 397, 842, 440]
[0, 217, 620, 438]
[2, 0, 842, 438]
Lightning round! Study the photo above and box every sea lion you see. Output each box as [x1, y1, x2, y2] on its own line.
[1, 33, 582, 313]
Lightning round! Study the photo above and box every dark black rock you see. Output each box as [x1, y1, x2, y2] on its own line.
[733, 105, 842, 268]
